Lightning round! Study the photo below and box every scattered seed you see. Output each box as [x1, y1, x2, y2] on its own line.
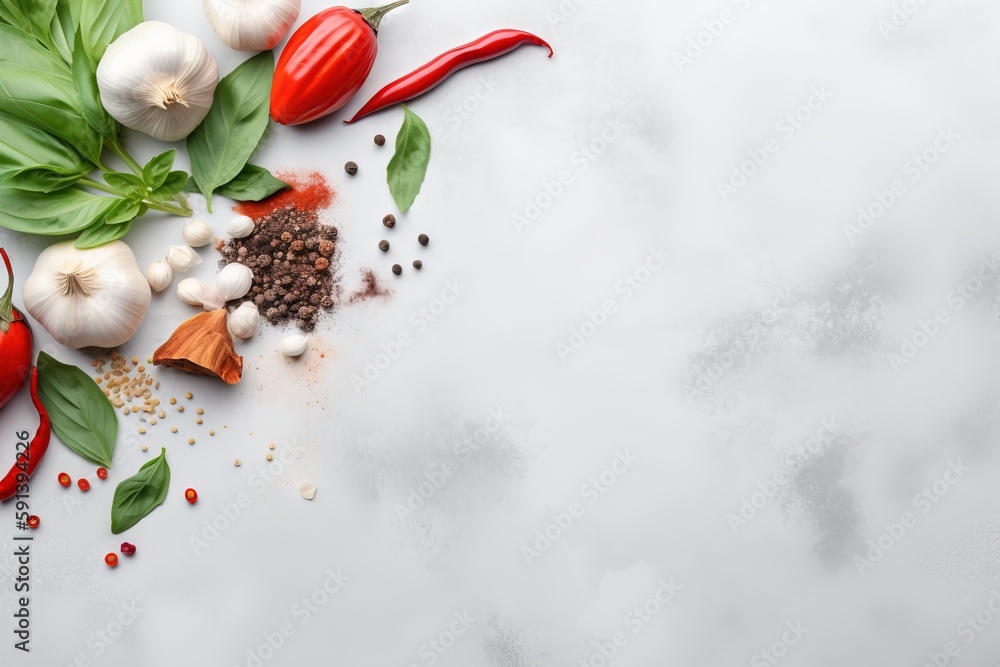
[177, 406, 185, 413]
[413, 260, 422, 270]
[141, 445, 148, 452]
[158, 410, 166, 418]
[96, 377, 102, 384]
[169, 398, 176, 405]
[266, 454, 273, 461]
[131, 356, 139, 365]
[378, 240, 390, 252]
[188, 438, 195, 445]
[418, 234, 429, 246]
[374, 134, 385, 146]
[196, 408, 204, 415]
[138, 427, 146, 434]
[185, 392, 193, 399]
[171, 427, 178, 433]
[210, 430, 216, 436]
[383, 214, 396, 228]
[234, 459, 241, 467]
[392, 264, 402, 276]
[345, 161, 358, 175]
[268, 443, 275, 450]
[300, 482, 316, 500]
[150, 418, 157, 425]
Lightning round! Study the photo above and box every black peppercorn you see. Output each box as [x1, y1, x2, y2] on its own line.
[418, 234, 429, 246]
[374, 134, 386, 146]
[392, 264, 402, 275]
[383, 214, 396, 228]
[345, 161, 358, 175]
[378, 240, 389, 252]
[413, 260, 422, 270]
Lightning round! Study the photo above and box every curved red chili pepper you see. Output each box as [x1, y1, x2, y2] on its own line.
[0, 367, 51, 501]
[345, 29, 553, 124]
[0, 248, 32, 411]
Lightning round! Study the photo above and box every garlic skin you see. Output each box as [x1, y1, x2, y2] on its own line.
[146, 261, 173, 292]
[23, 241, 151, 349]
[227, 215, 255, 238]
[229, 302, 260, 339]
[281, 334, 308, 357]
[182, 220, 214, 248]
[218, 262, 254, 301]
[200, 286, 226, 311]
[176, 278, 209, 306]
[204, 0, 301, 52]
[166, 245, 202, 273]
[97, 22, 219, 141]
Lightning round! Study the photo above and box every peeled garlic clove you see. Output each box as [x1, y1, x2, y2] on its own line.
[97, 22, 219, 141]
[166, 245, 202, 273]
[177, 277, 209, 306]
[218, 262, 254, 302]
[146, 261, 173, 292]
[227, 215, 255, 238]
[204, 0, 302, 52]
[182, 220, 214, 248]
[281, 334, 308, 357]
[299, 481, 316, 500]
[229, 302, 260, 339]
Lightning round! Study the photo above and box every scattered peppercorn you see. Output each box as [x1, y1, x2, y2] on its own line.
[392, 264, 402, 275]
[345, 161, 358, 175]
[378, 240, 389, 252]
[418, 234, 429, 246]
[26, 515, 40, 529]
[185, 488, 198, 504]
[78, 479, 90, 492]
[413, 260, 422, 270]
[120, 542, 136, 555]
[383, 214, 396, 228]
[58, 472, 71, 487]
[105, 553, 118, 567]
[96, 467, 108, 480]
[374, 134, 385, 146]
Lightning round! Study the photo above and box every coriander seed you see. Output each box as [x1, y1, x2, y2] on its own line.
[345, 161, 358, 175]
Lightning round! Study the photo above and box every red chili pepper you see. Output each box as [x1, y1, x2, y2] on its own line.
[271, 0, 409, 126]
[105, 553, 118, 567]
[346, 30, 553, 124]
[58, 472, 71, 487]
[26, 515, 39, 529]
[0, 367, 51, 501]
[184, 488, 198, 504]
[0, 248, 32, 411]
[96, 467, 108, 480]
[78, 478, 90, 492]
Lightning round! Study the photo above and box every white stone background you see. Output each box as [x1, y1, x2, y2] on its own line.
[3, 0, 1000, 665]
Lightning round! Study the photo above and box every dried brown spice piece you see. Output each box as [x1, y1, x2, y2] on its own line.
[153, 310, 243, 384]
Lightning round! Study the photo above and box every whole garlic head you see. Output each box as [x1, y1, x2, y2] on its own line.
[146, 261, 173, 292]
[227, 215, 255, 238]
[23, 241, 151, 349]
[182, 220, 214, 248]
[166, 245, 202, 273]
[229, 302, 260, 339]
[97, 21, 219, 141]
[281, 334, 308, 357]
[218, 262, 254, 302]
[204, 0, 302, 51]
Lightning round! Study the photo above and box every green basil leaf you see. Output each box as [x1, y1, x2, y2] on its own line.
[386, 105, 431, 212]
[103, 171, 144, 196]
[47, 0, 78, 64]
[36, 351, 118, 468]
[0, 0, 57, 50]
[217, 163, 289, 201]
[187, 50, 274, 212]
[103, 196, 140, 224]
[0, 187, 117, 234]
[71, 30, 118, 142]
[0, 23, 104, 165]
[142, 149, 175, 190]
[151, 170, 188, 199]
[111, 447, 170, 535]
[79, 0, 142, 63]
[0, 108, 91, 191]
[180, 175, 198, 194]
[75, 217, 132, 248]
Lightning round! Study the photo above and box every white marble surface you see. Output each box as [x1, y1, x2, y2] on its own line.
[4, 0, 1000, 665]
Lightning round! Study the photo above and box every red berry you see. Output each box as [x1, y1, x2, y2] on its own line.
[184, 488, 198, 504]
[120, 542, 136, 556]
[26, 515, 40, 529]
[78, 478, 90, 492]
[104, 553, 118, 567]
[96, 467, 108, 480]
[58, 472, 71, 487]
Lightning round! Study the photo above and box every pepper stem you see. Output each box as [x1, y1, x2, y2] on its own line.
[358, 0, 408, 34]
[0, 248, 14, 333]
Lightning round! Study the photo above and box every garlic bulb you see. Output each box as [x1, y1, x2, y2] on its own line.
[281, 334, 308, 357]
[23, 241, 151, 349]
[229, 302, 260, 339]
[146, 261, 173, 292]
[166, 245, 202, 273]
[227, 215, 255, 238]
[218, 262, 254, 301]
[97, 22, 219, 141]
[183, 220, 214, 248]
[177, 278, 209, 306]
[204, 0, 301, 52]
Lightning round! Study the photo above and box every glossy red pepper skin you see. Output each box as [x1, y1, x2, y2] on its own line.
[271, 1, 409, 126]
[0, 367, 52, 501]
[346, 30, 553, 124]
[0, 248, 32, 411]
